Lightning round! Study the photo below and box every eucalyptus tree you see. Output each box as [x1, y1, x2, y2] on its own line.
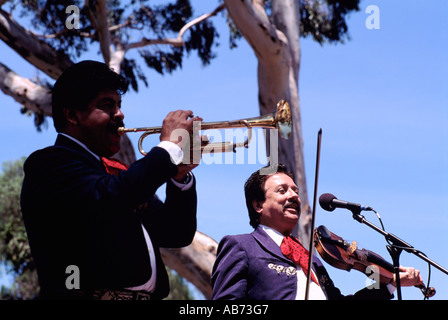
[0, 0, 359, 298]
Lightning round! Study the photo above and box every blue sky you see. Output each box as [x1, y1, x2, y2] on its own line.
[1, 0, 447, 300]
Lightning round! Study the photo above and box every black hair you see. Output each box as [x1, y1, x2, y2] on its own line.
[244, 163, 294, 229]
[52, 60, 128, 132]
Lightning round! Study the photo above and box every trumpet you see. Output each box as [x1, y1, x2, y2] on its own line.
[117, 99, 292, 156]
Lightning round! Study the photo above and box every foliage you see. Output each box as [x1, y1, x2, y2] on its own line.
[5, 0, 359, 93]
[5, 0, 219, 92]
[228, 0, 360, 47]
[299, 0, 360, 44]
[166, 268, 195, 300]
[0, 157, 39, 299]
[2, 0, 359, 132]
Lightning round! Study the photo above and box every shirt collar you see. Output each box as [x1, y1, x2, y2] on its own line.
[259, 225, 286, 247]
[59, 133, 101, 161]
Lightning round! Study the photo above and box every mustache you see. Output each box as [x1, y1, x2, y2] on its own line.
[284, 200, 300, 212]
[107, 120, 125, 133]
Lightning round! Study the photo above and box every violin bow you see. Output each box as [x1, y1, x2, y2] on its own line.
[305, 128, 322, 300]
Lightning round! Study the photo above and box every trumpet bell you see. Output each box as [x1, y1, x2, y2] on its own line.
[212, 99, 292, 138]
[275, 99, 292, 139]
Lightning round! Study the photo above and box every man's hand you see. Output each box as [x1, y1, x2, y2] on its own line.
[173, 164, 198, 183]
[390, 266, 423, 287]
[160, 110, 202, 149]
[160, 110, 203, 182]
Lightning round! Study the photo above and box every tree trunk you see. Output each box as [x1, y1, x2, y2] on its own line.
[160, 231, 218, 300]
[224, 0, 312, 245]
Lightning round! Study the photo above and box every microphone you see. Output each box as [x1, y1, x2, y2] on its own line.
[319, 193, 373, 212]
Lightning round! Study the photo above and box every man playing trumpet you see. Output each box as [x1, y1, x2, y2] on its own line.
[21, 60, 201, 300]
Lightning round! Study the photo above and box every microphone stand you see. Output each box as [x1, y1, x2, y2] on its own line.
[349, 207, 448, 300]
[386, 244, 403, 300]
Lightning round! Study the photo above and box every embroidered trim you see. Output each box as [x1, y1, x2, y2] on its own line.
[268, 263, 297, 276]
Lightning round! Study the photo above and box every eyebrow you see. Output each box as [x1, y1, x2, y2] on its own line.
[272, 183, 299, 192]
[97, 97, 122, 109]
[98, 97, 120, 104]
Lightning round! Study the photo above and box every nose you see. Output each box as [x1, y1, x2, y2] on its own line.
[114, 106, 124, 121]
[287, 188, 300, 202]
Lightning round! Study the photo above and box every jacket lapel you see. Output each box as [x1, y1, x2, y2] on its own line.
[54, 134, 105, 171]
[251, 227, 294, 266]
[252, 227, 329, 298]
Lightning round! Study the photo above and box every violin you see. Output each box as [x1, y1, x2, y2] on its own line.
[313, 225, 435, 299]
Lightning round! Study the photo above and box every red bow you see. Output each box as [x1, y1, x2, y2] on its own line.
[101, 157, 129, 175]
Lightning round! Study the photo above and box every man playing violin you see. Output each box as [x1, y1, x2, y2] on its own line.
[21, 60, 201, 299]
[211, 164, 423, 300]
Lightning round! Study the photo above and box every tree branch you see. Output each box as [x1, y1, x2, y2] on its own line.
[126, 37, 184, 50]
[0, 9, 73, 79]
[126, 3, 225, 51]
[271, 0, 301, 81]
[178, 3, 225, 39]
[160, 231, 218, 299]
[223, 0, 288, 63]
[86, 0, 112, 65]
[30, 28, 92, 40]
[109, 39, 125, 74]
[0, 61, 51, 115]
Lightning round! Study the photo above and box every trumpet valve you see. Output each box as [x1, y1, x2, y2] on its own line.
[201, 135, 211, 146]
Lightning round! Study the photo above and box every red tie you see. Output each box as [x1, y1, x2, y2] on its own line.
[281, 235, 319, 285]
[101, 157, 129, 175]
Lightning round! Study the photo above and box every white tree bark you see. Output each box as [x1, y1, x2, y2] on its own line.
[0, 9, 73, 79]
[86, 0, 112, 66]
[224, 0, 312, 245]
[0, 62, 52, 115]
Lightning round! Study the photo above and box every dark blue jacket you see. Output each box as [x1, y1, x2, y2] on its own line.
[21, 134, 197, 299]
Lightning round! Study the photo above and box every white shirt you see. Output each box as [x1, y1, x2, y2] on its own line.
[59, 133, 192, 292]
[259, 225, 327, 300]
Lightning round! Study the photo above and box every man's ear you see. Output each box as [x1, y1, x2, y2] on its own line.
[64, 108, 79, 126]
[252, 199, 263, 214]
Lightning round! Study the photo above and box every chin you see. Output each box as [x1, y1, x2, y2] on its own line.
[109, 148, 120, 157]
[286, 215, 299, 227]
[108, 140, 121, 156]
[102, 145, 120, 158]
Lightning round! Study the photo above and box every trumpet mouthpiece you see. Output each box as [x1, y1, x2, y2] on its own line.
[117, 127, 126, 135]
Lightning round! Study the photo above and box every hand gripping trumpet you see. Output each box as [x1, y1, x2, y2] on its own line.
[117, 99, 292, 156]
